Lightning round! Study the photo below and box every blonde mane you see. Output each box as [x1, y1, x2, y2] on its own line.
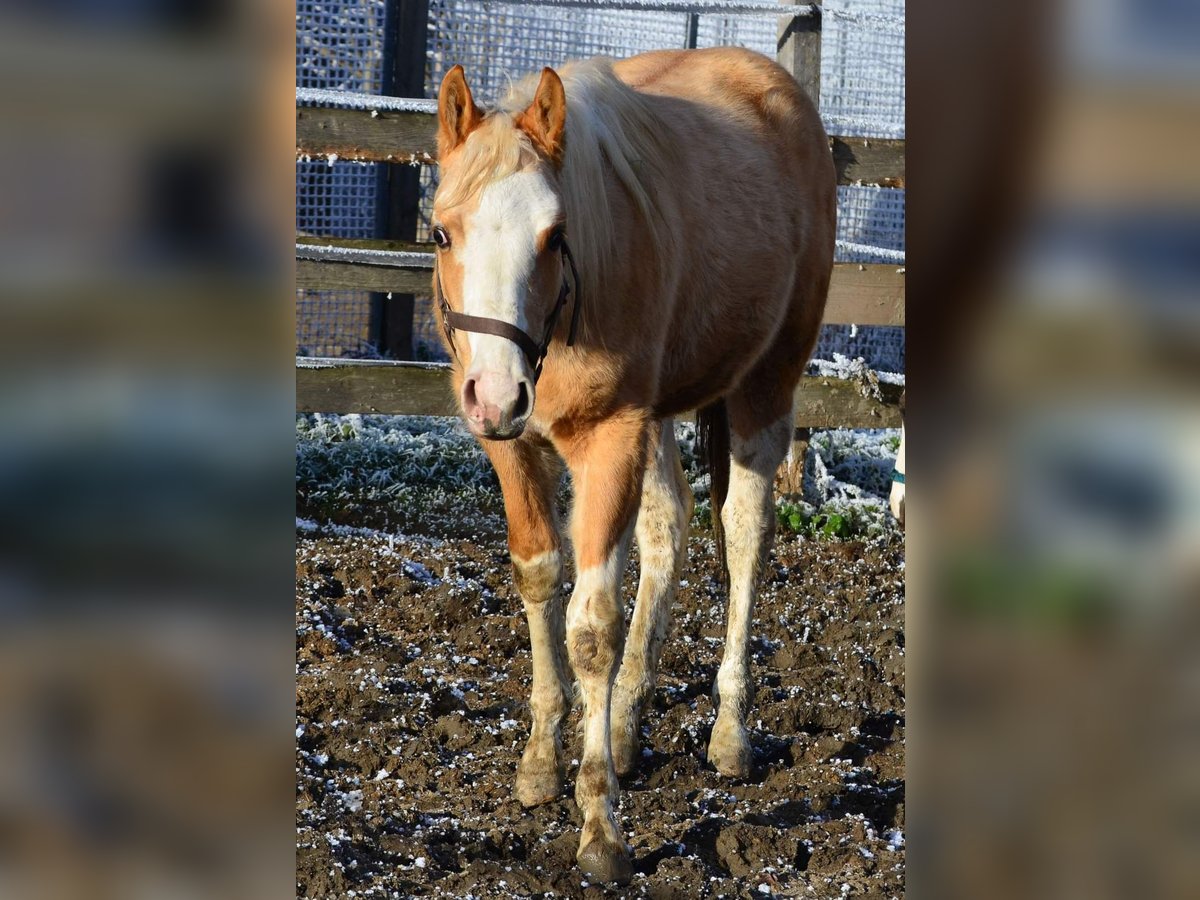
[437, 59, 677, 323]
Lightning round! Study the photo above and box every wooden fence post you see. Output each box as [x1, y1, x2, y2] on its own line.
[374, 0, 430, 360]
[777, 6, 822, 495]
[777, 6, 821, 108]
[775, 427, 811, 497]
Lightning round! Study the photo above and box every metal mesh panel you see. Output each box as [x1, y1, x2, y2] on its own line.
[296, 0, 904, 371]
[835, 185, 906, 263]
[296, 289, 381, 358]
[814, 182, 906, 374]
[820, 1, 905, 138]
[426, 2, 697, 87]
[296, 0, 389, 357]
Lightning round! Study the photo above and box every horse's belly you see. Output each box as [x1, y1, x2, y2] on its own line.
[653, 293, 790, 416]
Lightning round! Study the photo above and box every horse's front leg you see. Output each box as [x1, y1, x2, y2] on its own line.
[559, 410, 649, 885]
[484, 435, 572, 807]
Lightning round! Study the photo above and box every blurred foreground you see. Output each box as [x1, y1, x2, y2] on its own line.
[0, 0, 1196, 896]
[910, 0, 1200, 897]
[0, 2, 295, 898]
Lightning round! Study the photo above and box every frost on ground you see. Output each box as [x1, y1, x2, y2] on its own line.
[296, 411, 902, 540]
[296, 409, 905, 898]
[296, 414, 507, 537]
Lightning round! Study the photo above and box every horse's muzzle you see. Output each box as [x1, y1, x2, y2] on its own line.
[462, 371, 532, 441]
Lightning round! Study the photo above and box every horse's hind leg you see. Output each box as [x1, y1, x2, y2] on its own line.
[707, 397, 793, 778]
[612, 417, 693, 775]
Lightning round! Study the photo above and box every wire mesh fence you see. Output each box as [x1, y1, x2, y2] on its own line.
[296, 0, 388, 358]
[296, 0, 904, 372]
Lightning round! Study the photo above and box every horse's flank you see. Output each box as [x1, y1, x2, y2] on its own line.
[436, 47, 836, 435]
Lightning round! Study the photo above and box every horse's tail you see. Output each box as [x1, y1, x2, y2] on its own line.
[696, 399, 730, 593]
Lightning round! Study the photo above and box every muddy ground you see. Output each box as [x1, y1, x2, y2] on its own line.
[297, 521, 904, 899]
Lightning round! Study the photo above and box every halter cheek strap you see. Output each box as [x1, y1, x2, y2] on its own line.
[434, 240, 582, 383]
[892, 470, 905, 485]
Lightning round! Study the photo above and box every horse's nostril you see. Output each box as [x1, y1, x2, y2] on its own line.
[513, 380, 532, 421]
[462, 378, 479, 413]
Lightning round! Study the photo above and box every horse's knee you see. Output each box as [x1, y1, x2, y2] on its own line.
[567, 616, 622, 679]
[512, 549, 562, 604]
[566, 581, 624, 679]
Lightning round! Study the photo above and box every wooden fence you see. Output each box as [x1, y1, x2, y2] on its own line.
[295, 7, 905, 451]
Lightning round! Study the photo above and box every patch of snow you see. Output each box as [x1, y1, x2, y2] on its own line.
[402, 560, 436, 583]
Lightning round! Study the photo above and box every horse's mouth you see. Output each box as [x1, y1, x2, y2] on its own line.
[470, 418, 526, 441]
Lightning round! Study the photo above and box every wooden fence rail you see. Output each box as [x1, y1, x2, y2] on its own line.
[296, 236, 905, 327]
[297, 357, 903, 428]
[296, 105, 905, 188]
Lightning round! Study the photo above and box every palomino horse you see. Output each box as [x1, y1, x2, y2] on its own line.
[431, 47, 835, 884]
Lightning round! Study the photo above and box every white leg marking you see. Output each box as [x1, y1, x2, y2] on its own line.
[566, 529, 635, 882]
[612, 419, 692, 774]
[709, 413, 792, 778]
[889, 425, 905, 525]
[512, 549, 569, 806]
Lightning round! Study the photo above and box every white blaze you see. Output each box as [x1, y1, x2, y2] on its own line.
[459, 170, 561, 376]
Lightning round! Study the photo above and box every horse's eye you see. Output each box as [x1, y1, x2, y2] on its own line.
[547, 227, 565, 251]
[432, 226, 451, 249]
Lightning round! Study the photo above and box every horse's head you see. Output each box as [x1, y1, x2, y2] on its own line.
[432, 65, 569, 441]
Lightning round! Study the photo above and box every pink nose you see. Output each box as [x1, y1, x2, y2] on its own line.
[461, 371, 533, 438]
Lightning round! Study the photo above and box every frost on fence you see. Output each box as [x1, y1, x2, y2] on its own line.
[294, 0, 904, 365]
[297, 87, 439, 114]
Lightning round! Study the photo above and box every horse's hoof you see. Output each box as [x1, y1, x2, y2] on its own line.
[577, 837, 633, 885]
[516, 761, 563, 808]
[707, 722, 752, 779]
[610, 721, 639, 777]
[612, 684, 649, 776]
[612, 738, 638, 777]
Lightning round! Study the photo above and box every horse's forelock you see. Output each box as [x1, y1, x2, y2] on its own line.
[436, 114, 539, 211]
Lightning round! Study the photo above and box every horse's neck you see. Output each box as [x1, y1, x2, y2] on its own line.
[568, 166, 657, 318]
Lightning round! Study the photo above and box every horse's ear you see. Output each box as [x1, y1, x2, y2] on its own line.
[517, 68, 566, 166]
[437, 65, 482, 159]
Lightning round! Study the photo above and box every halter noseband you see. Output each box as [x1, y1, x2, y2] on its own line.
[434, 240, 582, 384]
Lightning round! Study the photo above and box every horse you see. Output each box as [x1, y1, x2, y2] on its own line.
[430, 47, 835, 884]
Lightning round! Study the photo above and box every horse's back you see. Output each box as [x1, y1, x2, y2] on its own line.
[613, 47, 827, 156]
[610, 48, 836, 417]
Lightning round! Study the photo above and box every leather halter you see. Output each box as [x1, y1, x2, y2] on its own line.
[434, 240, 582, 383]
